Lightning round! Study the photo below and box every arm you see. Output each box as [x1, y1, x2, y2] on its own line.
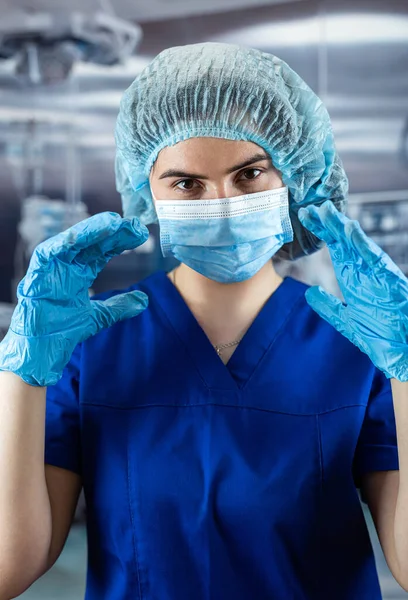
[362, 379, 408, 591]
[0, 373, 81, 599]
[0, 213, 148, 598]
[0, 373, 51, 598]
[297, 203, 408, 587]
[44, 464, 82, 572]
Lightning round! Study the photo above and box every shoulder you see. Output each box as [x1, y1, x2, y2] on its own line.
[78, 271, 171, 394]
[284, 276, 377, 383]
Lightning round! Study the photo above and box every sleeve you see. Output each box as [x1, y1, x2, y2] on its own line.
[44, 343, 82, 475]
[353, 368, 399, 498]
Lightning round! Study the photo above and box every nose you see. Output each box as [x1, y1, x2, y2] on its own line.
[208, 181, 238, 200]
[212, 186, 228, 199]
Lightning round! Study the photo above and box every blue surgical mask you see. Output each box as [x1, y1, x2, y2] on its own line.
[154, 187, 294, 283]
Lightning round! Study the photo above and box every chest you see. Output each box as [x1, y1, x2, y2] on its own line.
[78, 276, 386, 598]
[79, 315, 371, 523]
[80, 271, 379, 532]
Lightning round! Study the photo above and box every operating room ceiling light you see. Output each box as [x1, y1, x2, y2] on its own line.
[0, 10, 142, 85]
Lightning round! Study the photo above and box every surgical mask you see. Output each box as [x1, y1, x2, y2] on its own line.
[154, 187, 294, 283]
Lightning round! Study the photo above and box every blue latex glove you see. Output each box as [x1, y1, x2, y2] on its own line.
[0, 212, 149, 387]
[298, 201, 408, 382]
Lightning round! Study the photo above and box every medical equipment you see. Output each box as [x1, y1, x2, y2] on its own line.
[0, 8, 142, 85]
[18, 195, 90, 258]
[155, 187, 293, 283]
[347, 191, 408, 276]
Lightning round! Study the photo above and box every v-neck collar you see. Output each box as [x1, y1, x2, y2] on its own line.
[139, 271, 307, 392]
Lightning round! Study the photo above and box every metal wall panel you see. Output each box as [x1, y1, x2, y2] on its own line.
[0, 1, 407, 300]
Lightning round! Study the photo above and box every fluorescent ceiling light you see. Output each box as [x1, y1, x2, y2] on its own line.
[213, 14, 408, 47]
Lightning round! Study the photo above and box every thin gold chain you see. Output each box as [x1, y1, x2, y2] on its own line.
[214, 338, 242, 356]
[171, 268, 242, 357]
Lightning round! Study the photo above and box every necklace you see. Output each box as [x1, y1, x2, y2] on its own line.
[170, 269, 242, 357]
[213, 338, 242, 357]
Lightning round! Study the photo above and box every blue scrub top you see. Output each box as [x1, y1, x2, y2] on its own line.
[45, 272, 399, 600]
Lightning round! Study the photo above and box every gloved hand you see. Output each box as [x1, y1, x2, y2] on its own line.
[298, 201, 408, 382]
[0, 212, 149, 387]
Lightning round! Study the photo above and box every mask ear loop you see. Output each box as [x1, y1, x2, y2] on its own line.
[149, 181, 157, 201]
[148, 168, 157, 201]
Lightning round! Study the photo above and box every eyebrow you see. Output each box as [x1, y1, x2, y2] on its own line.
[158, 152, 271, 180]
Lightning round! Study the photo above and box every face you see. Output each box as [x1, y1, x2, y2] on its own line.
[149, 137, 284, 201]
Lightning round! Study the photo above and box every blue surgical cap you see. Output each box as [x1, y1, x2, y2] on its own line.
[115, 42, 348, 259]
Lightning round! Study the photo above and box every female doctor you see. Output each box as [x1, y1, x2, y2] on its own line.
[0, 42, 408, 600]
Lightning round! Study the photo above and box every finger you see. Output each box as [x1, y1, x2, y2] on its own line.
[306, 287, 378, 359]
[90, 291, 149, 335]
[306, 285, 372, 357]
[33, 212, 148, 264]
[352, 226, 408, 281]
[298, 204, 337, 245]
[313, 201, 356, 247]
[76, 218, 149, 270]
[348, 224, 388, 268]
[318, 205, 398, 272]
[311, 203, 401, 281]
[305, 286, 346, 327]
[34, 212, 122, 260]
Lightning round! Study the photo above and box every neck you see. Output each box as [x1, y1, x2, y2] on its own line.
[171, 262, 283, 347]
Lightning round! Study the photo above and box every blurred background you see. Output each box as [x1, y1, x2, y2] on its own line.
[0, 0, 407, 597]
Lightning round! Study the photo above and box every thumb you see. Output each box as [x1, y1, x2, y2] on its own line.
[306, 286, 374, 358]
[305, 286, 348, 333]
[91, 290, 148, 332]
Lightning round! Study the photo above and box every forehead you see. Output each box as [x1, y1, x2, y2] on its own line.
[153, 138, 267, 172]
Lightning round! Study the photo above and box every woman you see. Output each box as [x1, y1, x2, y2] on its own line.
[0, 42, 407, 600]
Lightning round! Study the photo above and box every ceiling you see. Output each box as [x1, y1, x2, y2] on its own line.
[0, 0, 307, 23]
[0, 1, 406, 197]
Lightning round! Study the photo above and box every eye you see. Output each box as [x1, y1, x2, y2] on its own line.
[238, 168, 263, 181]
[174, 179, 200, 192]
